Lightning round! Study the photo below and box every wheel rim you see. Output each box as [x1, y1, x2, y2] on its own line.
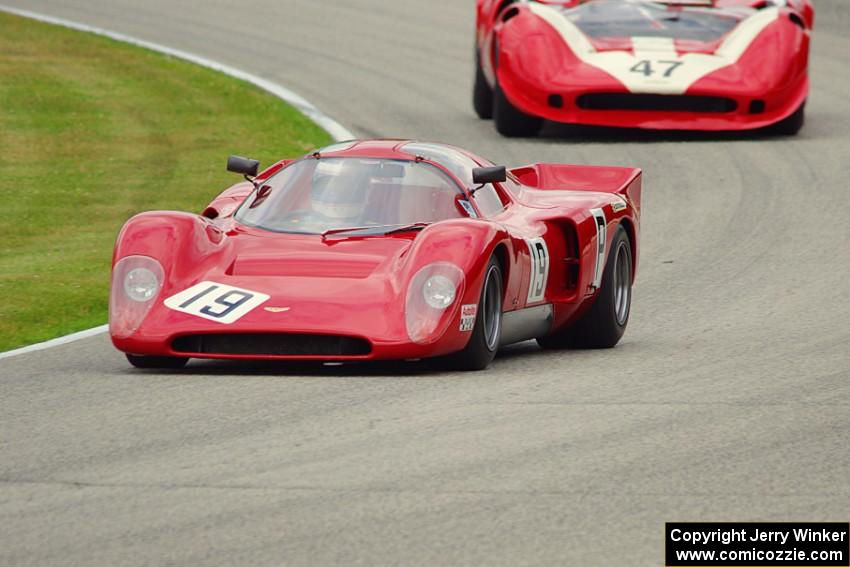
[613, 242, 632, 326]
[482, 265, 502, 351]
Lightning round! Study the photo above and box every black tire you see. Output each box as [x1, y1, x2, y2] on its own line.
[538, 225, 632, 350]
[494, 82, 543, 138]
[449, 256, 503, 371]
[771, 101, 805, 136]
[473, 50, 494, 120]
[126, 354, 189, 369]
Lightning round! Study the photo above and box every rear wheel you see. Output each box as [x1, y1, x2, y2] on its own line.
[537, 225, 633, 349]
[494, 82, 543, 138]
[473, 50, 494, 120]
[126, 354, 189, 369]
[450, 256, 503, 371]
[771, 101, 805, 136]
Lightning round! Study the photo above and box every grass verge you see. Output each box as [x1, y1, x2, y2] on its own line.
[0, 12, 332, 352]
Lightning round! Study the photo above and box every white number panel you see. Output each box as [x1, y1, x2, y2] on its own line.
[164, 281, 270, 324]
[590, 208, 607, 289]
[526, 237, 550, 304]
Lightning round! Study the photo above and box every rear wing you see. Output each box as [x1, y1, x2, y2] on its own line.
[510, 163, 642, 214]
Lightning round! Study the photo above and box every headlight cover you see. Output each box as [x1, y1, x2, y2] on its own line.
[110, 255, 165, 339]
[406, 263, 464, 345]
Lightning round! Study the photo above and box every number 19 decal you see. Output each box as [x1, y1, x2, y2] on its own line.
[164, 281, 269, 324]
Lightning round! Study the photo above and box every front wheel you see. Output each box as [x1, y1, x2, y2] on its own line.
[473, 50, 494, 120]
[770, 101, 805, 136]
[449, 256, 503, 371]
[126, 354, 189, 369]
[538, 225, 633, 349]
[494, 82, 543, 138]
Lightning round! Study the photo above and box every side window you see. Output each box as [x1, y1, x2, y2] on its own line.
[472, 184, 506, 217]
[401, 142, 477, 186]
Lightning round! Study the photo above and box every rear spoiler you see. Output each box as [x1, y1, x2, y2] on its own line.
[510, 163, 642, 214]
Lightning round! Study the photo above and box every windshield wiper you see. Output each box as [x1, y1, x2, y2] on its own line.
[383, 222, 430, 235]
[321, 223, 430, 241]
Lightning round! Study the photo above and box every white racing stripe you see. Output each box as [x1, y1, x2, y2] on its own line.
[0, 5, 355, 359]
[527, 3, 779, 95]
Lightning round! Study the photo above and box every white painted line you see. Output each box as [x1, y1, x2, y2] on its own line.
[0, 5, 356, 360]
[0, 325, 109, 361]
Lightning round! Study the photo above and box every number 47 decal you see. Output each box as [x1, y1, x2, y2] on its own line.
[630, 59, 683, 78]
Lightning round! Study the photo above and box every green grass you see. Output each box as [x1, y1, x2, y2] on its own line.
[0, 13, 332, 351]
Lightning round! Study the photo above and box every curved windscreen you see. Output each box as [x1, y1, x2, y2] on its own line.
[564, 0, 742, 42]
[235, 157, 465, 234]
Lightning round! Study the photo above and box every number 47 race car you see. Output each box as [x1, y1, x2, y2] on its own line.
[475, 0, 814, 136]
[110, 140, 641, 370]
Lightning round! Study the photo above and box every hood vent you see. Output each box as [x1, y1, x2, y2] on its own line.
[229, 253, 382, 278]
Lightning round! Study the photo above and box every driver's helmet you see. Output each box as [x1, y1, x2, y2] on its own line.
[311, 159, 369, 220]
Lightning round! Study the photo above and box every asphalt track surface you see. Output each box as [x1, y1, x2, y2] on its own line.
[1, 1, 849, 565]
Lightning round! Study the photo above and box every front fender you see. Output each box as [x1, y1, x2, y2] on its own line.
[113, 211, 229, 286]
[403, 219, 510, 299]
[401, 219, 513, 310]
[392, 219, 512, 347]
[693, 13, 810, 97]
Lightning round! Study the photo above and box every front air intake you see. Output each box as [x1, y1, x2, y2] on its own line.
[172, 333, 372, 356]
[577, 93, 738, 113]
[749, 100, 766, 114]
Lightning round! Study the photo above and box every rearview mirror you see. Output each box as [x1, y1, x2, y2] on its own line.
[227, 155, 260, 177]
[472, 166, 507, 185]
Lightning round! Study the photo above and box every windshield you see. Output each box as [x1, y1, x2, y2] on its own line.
[235, 157, 465, 234]
[564, 0, 741, 42]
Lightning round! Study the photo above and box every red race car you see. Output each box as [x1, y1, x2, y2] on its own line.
[110, 140, 641, 370]
[475, 0, 814, 136]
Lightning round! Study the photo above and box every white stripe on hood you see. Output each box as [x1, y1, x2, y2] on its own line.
[527, 2, 779, 95]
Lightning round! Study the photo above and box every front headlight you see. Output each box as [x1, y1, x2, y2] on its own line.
[422, 275, 456, 310]
[406, 263, 464, 345]
[110, 255, 165, 338]
[124, 267, 161, 302]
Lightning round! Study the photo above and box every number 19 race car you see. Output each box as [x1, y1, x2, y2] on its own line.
[475, 0, 814, 136]
[110, 140, 641, 370]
